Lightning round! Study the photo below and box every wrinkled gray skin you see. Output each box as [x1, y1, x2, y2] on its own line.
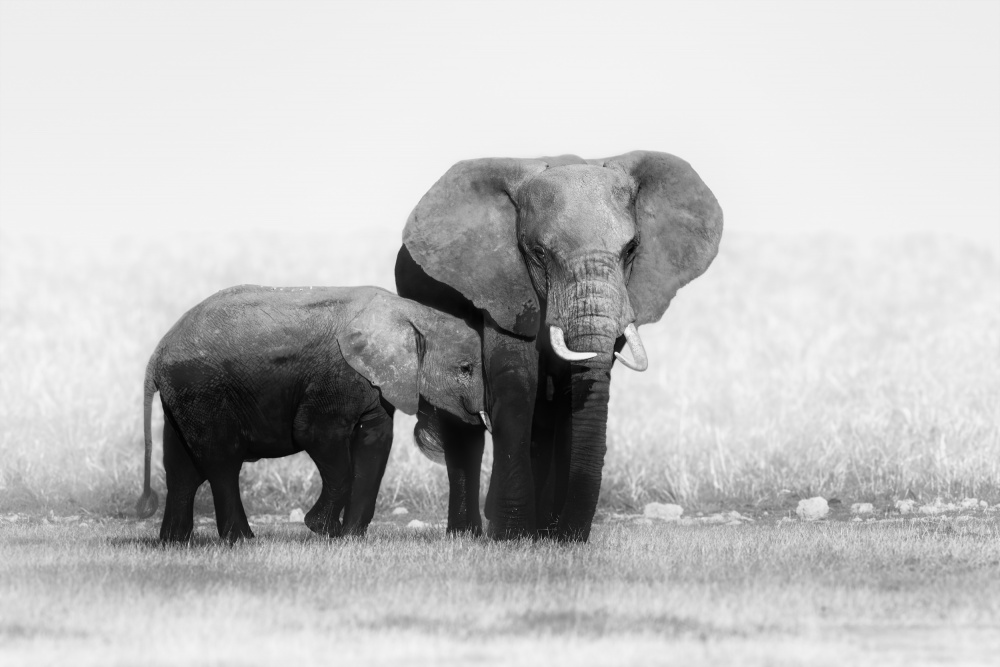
[396, 151, 722, 541]
[134, 285, 485, 542]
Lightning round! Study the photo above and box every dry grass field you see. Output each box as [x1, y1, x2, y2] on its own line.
[1, 228, 998, 665]
[1, 229, 997, 516]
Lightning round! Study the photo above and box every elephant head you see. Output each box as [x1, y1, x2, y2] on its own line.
[402, 151, 722, 538]
[404, 151, 721, 352]
[337, 291, 487, 427]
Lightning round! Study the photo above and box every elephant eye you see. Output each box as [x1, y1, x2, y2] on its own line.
[623, 238, 639, 262]
[459, 362, 474, 375]
[531, 246, 546, 262]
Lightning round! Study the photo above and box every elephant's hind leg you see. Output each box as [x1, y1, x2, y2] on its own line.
[207, 463, 253, 543]
[159, 416, 205, 542]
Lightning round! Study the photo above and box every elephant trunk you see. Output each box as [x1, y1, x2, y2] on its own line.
[556, 350, 613, 541]
[548, 270, 629, 541]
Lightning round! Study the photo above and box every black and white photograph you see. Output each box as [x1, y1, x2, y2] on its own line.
[1, 1, 998, 664]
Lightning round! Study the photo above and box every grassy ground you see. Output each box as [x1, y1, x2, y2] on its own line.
[2, 515, 999, 666]
[2, 229, 998, 665]
[1, 229, 997, 516]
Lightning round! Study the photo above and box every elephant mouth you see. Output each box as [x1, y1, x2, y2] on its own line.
[479, 411, 493, 433]
[549, 323, 648, 372]
[459, 396, 493, 432]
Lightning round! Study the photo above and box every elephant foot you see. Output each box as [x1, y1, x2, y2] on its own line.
[159, 525, 193, 543]
[553, 521, 591, 543]
[159, 514, 194, 543]
[220, 523, 255, 544]
[304, 509, 325, 535]
[532, 515, 560, 540]
[341, 523, 368, 538]
[446, 523, 483, 538]
[485, 520, 535, 541]
[305, 505, 342, 538]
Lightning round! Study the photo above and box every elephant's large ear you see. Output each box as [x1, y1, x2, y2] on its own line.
[402, 158, 549, 336]
[337, 291, 423, 415]
[595, 151, 723, 326]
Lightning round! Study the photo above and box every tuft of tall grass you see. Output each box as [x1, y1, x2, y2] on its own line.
[1, 229, 997, 515]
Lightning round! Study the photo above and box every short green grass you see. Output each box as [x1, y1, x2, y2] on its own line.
[2, 517, 998, 666]
[1, 229, 997, 515]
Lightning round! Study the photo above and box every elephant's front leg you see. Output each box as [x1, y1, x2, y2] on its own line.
[483, 324, 539, 540]
[304, 444, 352, 538]
[416, 402, 486, 535]
[443, 420, 485, 536]
[301, 414, 355, 537]
[341, 406, 394, 537]
[531, 367, 572, 536]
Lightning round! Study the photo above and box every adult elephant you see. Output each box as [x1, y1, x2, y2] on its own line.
[395, 151, 722, 541]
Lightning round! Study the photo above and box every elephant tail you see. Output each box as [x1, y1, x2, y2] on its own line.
[135, 355, 160, 519]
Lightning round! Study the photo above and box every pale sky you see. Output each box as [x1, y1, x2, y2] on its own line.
[1, 0, 998, 245]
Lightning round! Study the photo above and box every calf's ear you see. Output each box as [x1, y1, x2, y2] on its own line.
[337, 292, 422, 415]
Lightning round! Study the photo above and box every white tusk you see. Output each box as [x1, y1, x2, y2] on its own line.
[549, 326, 598, 362]
[614, 322, 648, 372]
[479, 411, 493, 433]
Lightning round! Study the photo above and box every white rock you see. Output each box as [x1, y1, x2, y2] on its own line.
[850, 502, 874, 515]
[959, 498, 980, 510]
[643, 503, 684, 521]
[407, 519, 428, 529]
[288, 508, 305, 523]
[895, 499, 916, 514]
[796, 497, 829, 521]
[391, 507, 409, 516]
[919, 498, 956, 515]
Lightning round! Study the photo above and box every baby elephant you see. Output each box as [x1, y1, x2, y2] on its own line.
[134, 285, 488, 542]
